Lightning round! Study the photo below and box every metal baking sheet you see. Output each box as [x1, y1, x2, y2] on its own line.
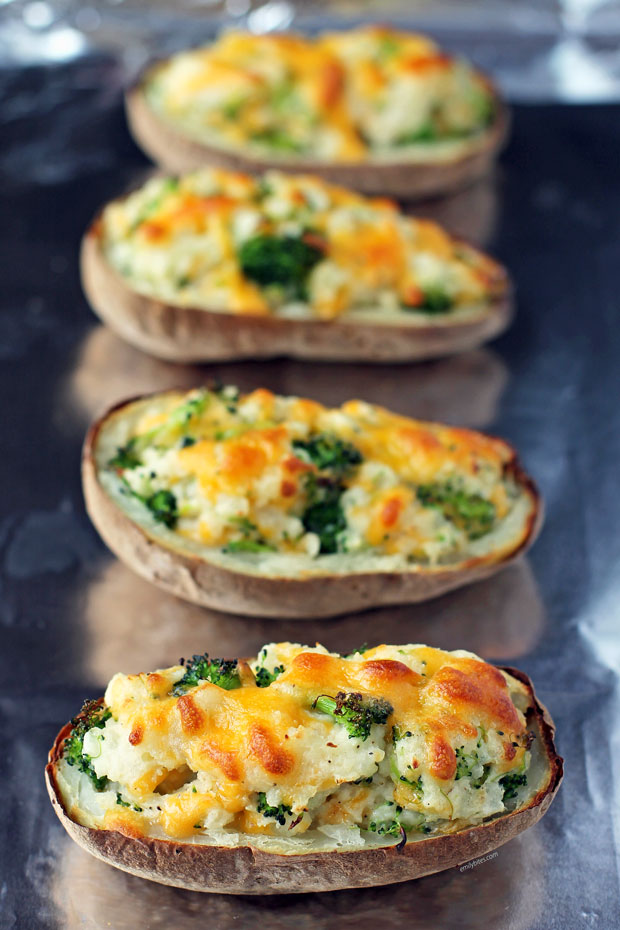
[1, 12, 619, 929]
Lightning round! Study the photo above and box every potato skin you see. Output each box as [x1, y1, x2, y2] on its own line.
[125, 73, 510, 201]
[45, 669, 563, 894]
[81, 392, 542, 619]
[80, 225, 513, 364]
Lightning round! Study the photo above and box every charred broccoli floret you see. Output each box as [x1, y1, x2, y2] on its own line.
[63, 700, 111, 792]
[416, 482, 496, 539]
[313, 691, 393, 741]
[256, 792, 293, 826]
[254, 664, 285, 688]
[173, 654, 241, 695]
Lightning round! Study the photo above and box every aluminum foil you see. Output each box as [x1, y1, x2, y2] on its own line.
[1, 6, 620, 928]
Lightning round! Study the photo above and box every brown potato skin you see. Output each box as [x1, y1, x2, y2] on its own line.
[80, 223, 513, 364]
[125, 71, 509, 200]
[45, 669, 563, 894]
[81, 392, 542, 619]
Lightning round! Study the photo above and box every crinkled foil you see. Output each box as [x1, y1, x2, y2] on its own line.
[1, 4, 619, 928]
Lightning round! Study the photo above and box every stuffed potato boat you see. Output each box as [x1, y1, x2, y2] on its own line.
[81, 167, 511, 363]
[46, 641, 562, 894]
[82, 386, 541, 618]
[126, 26, 508, 199]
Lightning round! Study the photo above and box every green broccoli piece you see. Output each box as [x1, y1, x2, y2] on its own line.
[222, 516, 275, 554]
[398, 773, 424, 797]
[109, 438, 141, 470]
[344, 643, 370, 658]
[63, 700, 111, 792]
[256, 792, 293, 826]
[300, 478, 347, 554]
[145, 489, 178, 529]
[292, 434, 362, 476]
[455, 746, 480, 780]
[368, 818, 403, 839]
[402, 286, 453, 314]
[168, 389, 210, 429]
[395, 122, 438, 145]
[173, 654, 241, 695]
[294, 435, 362, 555]
[238, 234, 324, 299]
[251, 128, 305, 153]
[416, 482, 496, 539]
[313, 691, 393, 741]
[417, 288, 454, 314]
[254, 664, 285, 688]
[499, 771, 527, 800]
[222, 539, 275, 554]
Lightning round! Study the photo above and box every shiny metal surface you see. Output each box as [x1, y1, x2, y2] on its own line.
[1, 49, 619, 930]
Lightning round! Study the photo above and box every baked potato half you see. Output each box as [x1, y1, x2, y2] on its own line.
[81, 167, 511, 363]
[126, 27, 508, 200]
[82, 386, 541, 618]
[46, 642, 562, 894]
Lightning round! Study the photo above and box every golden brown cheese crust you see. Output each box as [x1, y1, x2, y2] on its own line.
[46, 659, 563, 894]
[82, 388, 541, 617]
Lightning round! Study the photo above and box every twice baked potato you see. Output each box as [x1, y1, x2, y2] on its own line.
[46, 641, 562, 894]
[126, 27, 508, 200]
[82, 386, 541, 618]
[81, 168, 511, 363]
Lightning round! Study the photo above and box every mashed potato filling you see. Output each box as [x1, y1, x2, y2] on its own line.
[56, 642, 534, 847]
[145, 27, 495, 161]
[96, 386, 527, 568]
[100, 167, 505, 319]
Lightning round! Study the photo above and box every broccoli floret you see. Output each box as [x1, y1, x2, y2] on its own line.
[251, 128, 305, 153]
[63, 700, 111, 792]
[368, 818, 403, 839]
[294, 435, 362, 555]
[292, 434, 362, 476]
[313, 691, 393, 741]
[455, 746, 480, 780]
[255, 664, 285, 688]
[222, 539, 275, 554]
[499, 771, 527, 800]
[238, 234, 324, 299]
[417, 288, 454, 314]
[256, 792, 293, 826]
[109, 438, 141, 470]
[145, 489, 178, 529]
[300, 478, 347, 554]
[168, 389, 210, 429]
[173, 654, 241, 695]
[416, 482, 496, 539]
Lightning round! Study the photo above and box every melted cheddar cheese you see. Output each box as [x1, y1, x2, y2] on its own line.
[98, 386, 529, 569]
[56, 643, 534, 848]
[145, 27, 495, 160]
[100, 168, 505, 319]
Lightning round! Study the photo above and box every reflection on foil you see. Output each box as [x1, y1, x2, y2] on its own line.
[82, 558, 544, 687]
[51, 827, 546, 930]
[66, 325, 508, 429]
[406, 174, 498, 247]
[0, 22, 88, 63]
